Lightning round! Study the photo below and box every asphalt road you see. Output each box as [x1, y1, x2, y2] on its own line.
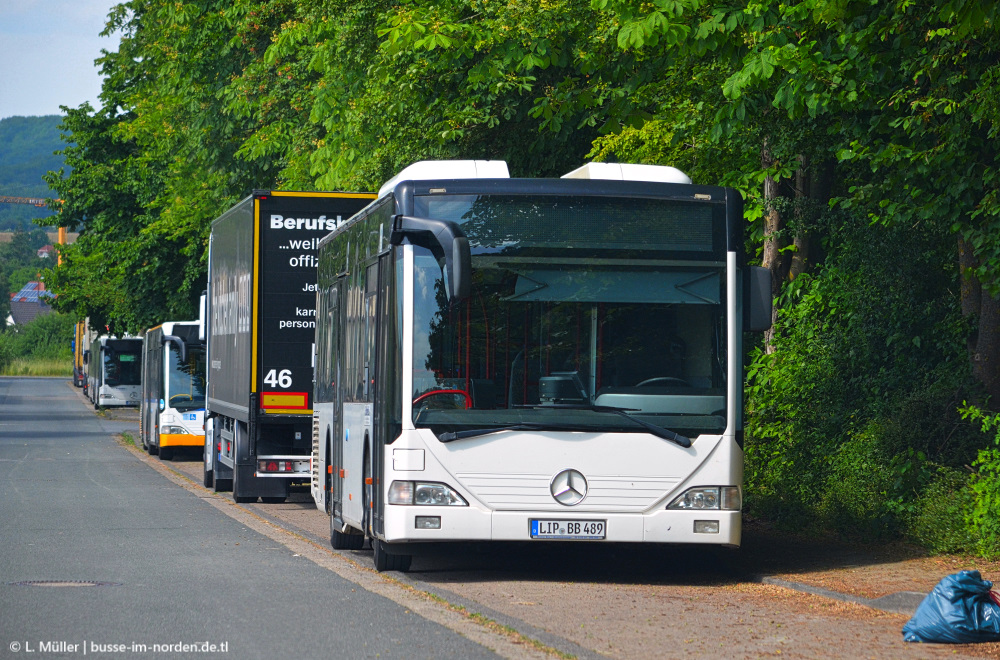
[2, 377, 993, 660]
[0, 377, 505, 659]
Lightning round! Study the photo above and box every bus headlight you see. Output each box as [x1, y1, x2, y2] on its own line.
[388, 481, 468, 506]
[161, 426, 190, 435]
[667, 486, 741, 511]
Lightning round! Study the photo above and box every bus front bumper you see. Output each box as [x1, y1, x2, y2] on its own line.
[159, 433, 206, 448]
[381, 507, 741, 546]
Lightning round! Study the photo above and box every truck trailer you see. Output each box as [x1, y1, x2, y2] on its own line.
[204, 190, 374, 503]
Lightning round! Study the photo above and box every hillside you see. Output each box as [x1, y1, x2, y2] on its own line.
[0, 115, 65, 231]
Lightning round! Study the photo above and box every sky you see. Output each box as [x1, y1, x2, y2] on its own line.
[0, 0, 122, 120]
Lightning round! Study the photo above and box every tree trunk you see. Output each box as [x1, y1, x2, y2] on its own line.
[974, 293, 1000, 404]
[761, 143, 786, 353]
[959, 237, 1000, 403]
[789, 157, 810, 281]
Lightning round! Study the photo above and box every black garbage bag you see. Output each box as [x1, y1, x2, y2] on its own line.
[903, 570, 1000, 643]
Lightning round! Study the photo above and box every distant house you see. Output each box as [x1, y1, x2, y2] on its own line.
[7, 281, 53, 326]
[37, 244, 56, 259]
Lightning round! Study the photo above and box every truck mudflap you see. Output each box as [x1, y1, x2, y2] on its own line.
[232, 464, 289, 502]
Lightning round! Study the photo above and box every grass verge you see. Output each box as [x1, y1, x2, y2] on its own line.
[0, 358, 73, 377]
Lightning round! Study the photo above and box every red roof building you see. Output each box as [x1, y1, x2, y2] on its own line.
[8, 281, 53, 325]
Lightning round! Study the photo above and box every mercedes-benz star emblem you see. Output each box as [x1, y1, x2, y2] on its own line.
[550, 469, 588, 506]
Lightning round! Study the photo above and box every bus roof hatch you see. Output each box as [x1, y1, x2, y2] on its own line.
[562, 162, 691, 185]
[378, 160, 510, 198]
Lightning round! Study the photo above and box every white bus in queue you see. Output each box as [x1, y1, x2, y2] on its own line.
[310, 160, 772, 571]
[85, 336, 142, 409]
[140, 321, 206, 461]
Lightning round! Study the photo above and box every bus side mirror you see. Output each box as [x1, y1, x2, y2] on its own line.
[162, 335, 187, 362]
[83, 350, 90, 365]
[390, 215, 471, 301]
[746, 266, 773, 332]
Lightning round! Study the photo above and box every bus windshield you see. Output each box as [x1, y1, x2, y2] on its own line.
[104, 345, 142, 387]
[410, 253, 727, 439]
[167, 345, 207, 412]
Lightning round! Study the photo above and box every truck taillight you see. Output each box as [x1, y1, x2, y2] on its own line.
[258, 460, 295, 473]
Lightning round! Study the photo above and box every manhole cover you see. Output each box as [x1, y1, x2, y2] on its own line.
[8, 580, 121, 588]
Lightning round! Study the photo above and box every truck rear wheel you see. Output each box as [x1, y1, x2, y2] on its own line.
[213, 473, 231, 492]
[232, 466, 256, 504]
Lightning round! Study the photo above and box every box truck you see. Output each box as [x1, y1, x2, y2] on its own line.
[204, 190, 374, 503]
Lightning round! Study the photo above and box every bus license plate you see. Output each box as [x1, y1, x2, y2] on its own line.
[530, 519, 606, 540]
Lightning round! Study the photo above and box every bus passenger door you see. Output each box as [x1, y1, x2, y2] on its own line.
[371, 253, 396, 537]
[330, 279, 345, 518]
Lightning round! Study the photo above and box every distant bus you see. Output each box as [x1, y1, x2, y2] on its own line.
[140, 321, 206, 460]
[85, 336, 142, 409]
[311, 160, 772, 572]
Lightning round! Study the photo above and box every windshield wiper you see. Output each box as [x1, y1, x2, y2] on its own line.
[523, 404, 692, 448]
[438, 422, 596, 443]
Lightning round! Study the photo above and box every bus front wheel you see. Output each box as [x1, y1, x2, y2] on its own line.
[331, 522, 364, 550]
[373, 539, 411, 573]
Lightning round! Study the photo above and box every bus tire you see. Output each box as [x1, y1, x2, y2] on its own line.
[331, 523, 364, 550]
[373, 539, 411, 573]
[203, 459, 213, 488]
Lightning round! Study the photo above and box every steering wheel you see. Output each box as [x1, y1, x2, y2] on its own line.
[636, 377, 690, 387]
[170, 394, 194, 406]
[412, 389, 472, 409]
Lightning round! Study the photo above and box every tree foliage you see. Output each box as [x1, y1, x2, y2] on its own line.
[44, 0, 1000, 550]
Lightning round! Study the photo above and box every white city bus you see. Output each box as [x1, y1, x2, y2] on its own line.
[140, 321, 206, 461]
[85, 336, 142, 409]
[311, 161, 772, 571]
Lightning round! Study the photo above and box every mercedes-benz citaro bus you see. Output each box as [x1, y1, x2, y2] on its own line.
[140, 321, 206, 460]
[85, 336, 142, 409]
[310, 160, 772, 571]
